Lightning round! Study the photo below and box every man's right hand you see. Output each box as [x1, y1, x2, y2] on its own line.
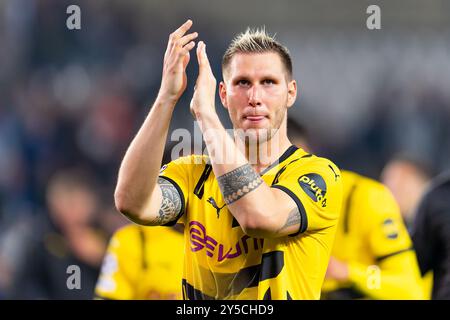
[158, 19, 198, 103]
[115, 20, 197, 227]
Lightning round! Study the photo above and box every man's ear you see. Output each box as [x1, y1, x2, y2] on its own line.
[287, 80, 297, 108]
[219, 81, 228, 109]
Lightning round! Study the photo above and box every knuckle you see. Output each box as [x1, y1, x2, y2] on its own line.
[174, 47, 183, 56]
[173, 39, 181, 49]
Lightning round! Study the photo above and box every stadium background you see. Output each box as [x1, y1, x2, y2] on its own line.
[0, 0, 449, 298]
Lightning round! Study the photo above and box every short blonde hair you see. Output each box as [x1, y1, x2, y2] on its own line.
[222, 27, 293, 79]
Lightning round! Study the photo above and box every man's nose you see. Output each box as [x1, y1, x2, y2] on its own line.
[248, 85, 262, 107]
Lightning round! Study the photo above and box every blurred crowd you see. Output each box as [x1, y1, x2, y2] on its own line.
[0, 0, 449, 299]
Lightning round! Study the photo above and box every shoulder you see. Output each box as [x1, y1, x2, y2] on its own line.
[160, 154, 210, 174]
[109, 224, 142, 248]
[274, 151, 342, 209]
[165, 154, 209, 166]
[344, 170, 401, 220]
[276, 152, 342, 199]
[286, 149, 341, 175]
[344, 171, 393, 197]
[295, 153, 342, 190]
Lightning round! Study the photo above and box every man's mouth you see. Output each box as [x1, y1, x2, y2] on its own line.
[244, 115, 268, 122]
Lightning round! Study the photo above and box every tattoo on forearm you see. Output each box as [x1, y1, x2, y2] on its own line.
[277, 208, 301, 233]
[217, 164, 263, 205]
[151, 177, 182, 225]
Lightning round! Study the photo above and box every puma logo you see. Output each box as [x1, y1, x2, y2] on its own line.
[328, 165, 340, 181]
[207, 197, 226, 218]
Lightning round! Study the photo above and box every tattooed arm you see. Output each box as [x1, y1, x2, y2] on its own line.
[119, 177, 182, 226]
[115, 20, 196, 225]
[216, 163, 301, 238]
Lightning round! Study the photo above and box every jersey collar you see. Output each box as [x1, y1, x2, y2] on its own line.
[259, 145, 299, 176]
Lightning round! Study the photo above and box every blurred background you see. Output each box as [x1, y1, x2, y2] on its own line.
[0, 0, 449, 299]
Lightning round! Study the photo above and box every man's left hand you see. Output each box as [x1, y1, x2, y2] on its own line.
[190, 41, 217, 119]
[325, 256, 349, 281]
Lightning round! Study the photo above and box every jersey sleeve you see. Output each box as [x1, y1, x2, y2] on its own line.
[346, 182, 424, 299]
[95, 227, 137, 300]
[158, 155, 197, 226]
[364, 183, 413, 259]
[271, 157, 343, 235]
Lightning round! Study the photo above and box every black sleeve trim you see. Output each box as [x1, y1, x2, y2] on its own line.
[193, 164, 212, 199]
[375, 247, 413, 263]
[158, 176, 186, 226]
[342, 183, 357, 234]
[259, 145, 298, 175]
[138, 227, 148, 270]
[271, 185, 308, 236]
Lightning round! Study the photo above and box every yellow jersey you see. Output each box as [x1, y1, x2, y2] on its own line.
[95, 224, 184, 300]
[160, 145, 342, 300]
[321, 170, 424, 299]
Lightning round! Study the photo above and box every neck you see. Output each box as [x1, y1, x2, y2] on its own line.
[236, 130, 292, 174]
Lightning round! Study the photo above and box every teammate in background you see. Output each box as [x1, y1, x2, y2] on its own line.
[95, 224, 184, 299]
[115, 20, 343, 299]
[412, 171, 450, 299]
[10, 169, 107, 299]
[287, 119, 424, 299]
[95, 143, 185, 300]
[381, 155, 434, 299]
[381, 155, 433, 229]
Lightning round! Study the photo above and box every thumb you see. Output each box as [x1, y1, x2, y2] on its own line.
[183, 51, 190, 69]
[197, 41, 212, 74]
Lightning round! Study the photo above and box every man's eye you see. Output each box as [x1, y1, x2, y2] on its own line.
[237, 80, 250, 86]
[262, 79, 275, 85]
